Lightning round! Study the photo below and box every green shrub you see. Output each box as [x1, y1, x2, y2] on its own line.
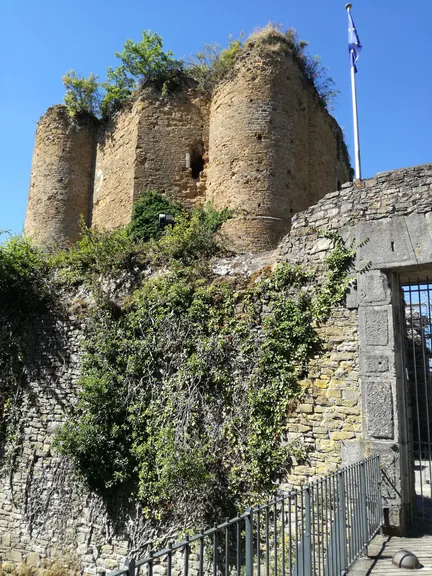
[55, 230, 356, 524]
[102, 30, 184, 110]
[187, 34, 244, 91]
[49, 221, 142, 287]
[62, 70, 101, 117]
[154, 204, 231, 264]
[129, 190, 181, 242]
[101, 65, 133, 117]
[0, 233, 49, 316]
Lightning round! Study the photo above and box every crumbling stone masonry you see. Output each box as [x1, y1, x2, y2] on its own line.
[24, 34, 350, 252]
[279, 162, 432, 531]
[2, 164, 431, 572]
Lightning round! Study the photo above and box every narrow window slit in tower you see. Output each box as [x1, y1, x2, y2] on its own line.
[190, 143, 205, 180]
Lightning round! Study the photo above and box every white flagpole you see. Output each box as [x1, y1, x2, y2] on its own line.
[345, 3, 361, 180]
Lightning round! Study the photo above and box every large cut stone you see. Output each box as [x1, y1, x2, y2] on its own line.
[366, 379, 394, 439]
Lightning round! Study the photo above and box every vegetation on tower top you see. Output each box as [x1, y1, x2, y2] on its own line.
[62, 24, 338, 119]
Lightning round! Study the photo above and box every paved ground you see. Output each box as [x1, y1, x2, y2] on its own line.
[350, 533, 432, 575]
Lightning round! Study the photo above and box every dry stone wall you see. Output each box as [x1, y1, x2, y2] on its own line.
[24, 106, 97, 246]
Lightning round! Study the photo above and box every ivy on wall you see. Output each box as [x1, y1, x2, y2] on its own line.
[0, 197, 356, 529]
[0, 234, 52, 444]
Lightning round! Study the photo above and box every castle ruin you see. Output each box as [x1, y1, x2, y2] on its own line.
[24, 34, 351, 252]
[5, 24, 432, 575]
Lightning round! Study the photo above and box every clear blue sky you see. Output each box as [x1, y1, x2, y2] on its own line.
[1, 0, 431, 235]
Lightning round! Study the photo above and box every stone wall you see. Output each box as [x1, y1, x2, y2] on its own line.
[283, 308, 361, 485]
[25, 35, 351, 252]
[5, 164, 432, 570]
[205, 35, 351, 252]
[0, 313, 143, 573]
[92, 104, 140, 230]
[280, 163, 432, 530]
[24, 106, 97, 246]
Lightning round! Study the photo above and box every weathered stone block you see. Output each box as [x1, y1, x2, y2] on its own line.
[299, 404, 313, 413]
[341, 441, 363, 466]
[362, 353, 390, 374]
[8, 550, 22, 563]
[342, 389, 359, 401]
[358, 271, 391, 305]
[330, 431, 356, 441]
[366, 379, 394, 439]
[26, 552, 40, 566]
[360, 307, 389, 346]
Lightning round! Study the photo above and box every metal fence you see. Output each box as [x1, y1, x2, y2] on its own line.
[107, 456, 382, 576]
[403, 279, 432, 523]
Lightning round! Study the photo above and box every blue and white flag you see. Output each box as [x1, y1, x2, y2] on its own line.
[348, 10, 362, 72]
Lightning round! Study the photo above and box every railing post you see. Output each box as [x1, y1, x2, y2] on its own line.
[245, 507, 253, 576]
[376, 456, 384, 531]
[304, 485, 312, 576]
[168, 542, 173, 576]
[359, 461, 369, 556]
[125, 558, 136, 576]
[149, 549, 154, 576]
[337, 470, 347, 575]
[184, 535, 190, 576]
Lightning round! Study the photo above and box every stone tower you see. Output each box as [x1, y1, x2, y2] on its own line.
[24, 106, 97, 246]
[24, 30, 351, 251]
[205, 32, 351, 251]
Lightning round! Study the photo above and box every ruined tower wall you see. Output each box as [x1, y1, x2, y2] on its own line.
[24, 106, 96, 246]
[91, 92, 210, 231]
[133, 91, 210, 209]
[206, 38, 351, 252]
[306, 97, 351, 202]
[91, 104, 140, 230]
[24, 41, 351, 251]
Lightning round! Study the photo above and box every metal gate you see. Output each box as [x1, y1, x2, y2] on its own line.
[402, 280, 432, 524]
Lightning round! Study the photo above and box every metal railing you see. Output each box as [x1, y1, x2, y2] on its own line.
[107, 456, 382, 576]
[403, 280, 432, 523]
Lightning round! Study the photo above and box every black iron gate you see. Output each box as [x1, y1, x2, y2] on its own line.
[402, 280, 432, 524]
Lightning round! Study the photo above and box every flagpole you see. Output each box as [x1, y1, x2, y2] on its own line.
[345, 3, 362, 180]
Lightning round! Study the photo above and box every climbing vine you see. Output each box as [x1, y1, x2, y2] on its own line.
[0, 234, 52, 443]
[53, 219, 356, 525]
[0, 212, 357, 529]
